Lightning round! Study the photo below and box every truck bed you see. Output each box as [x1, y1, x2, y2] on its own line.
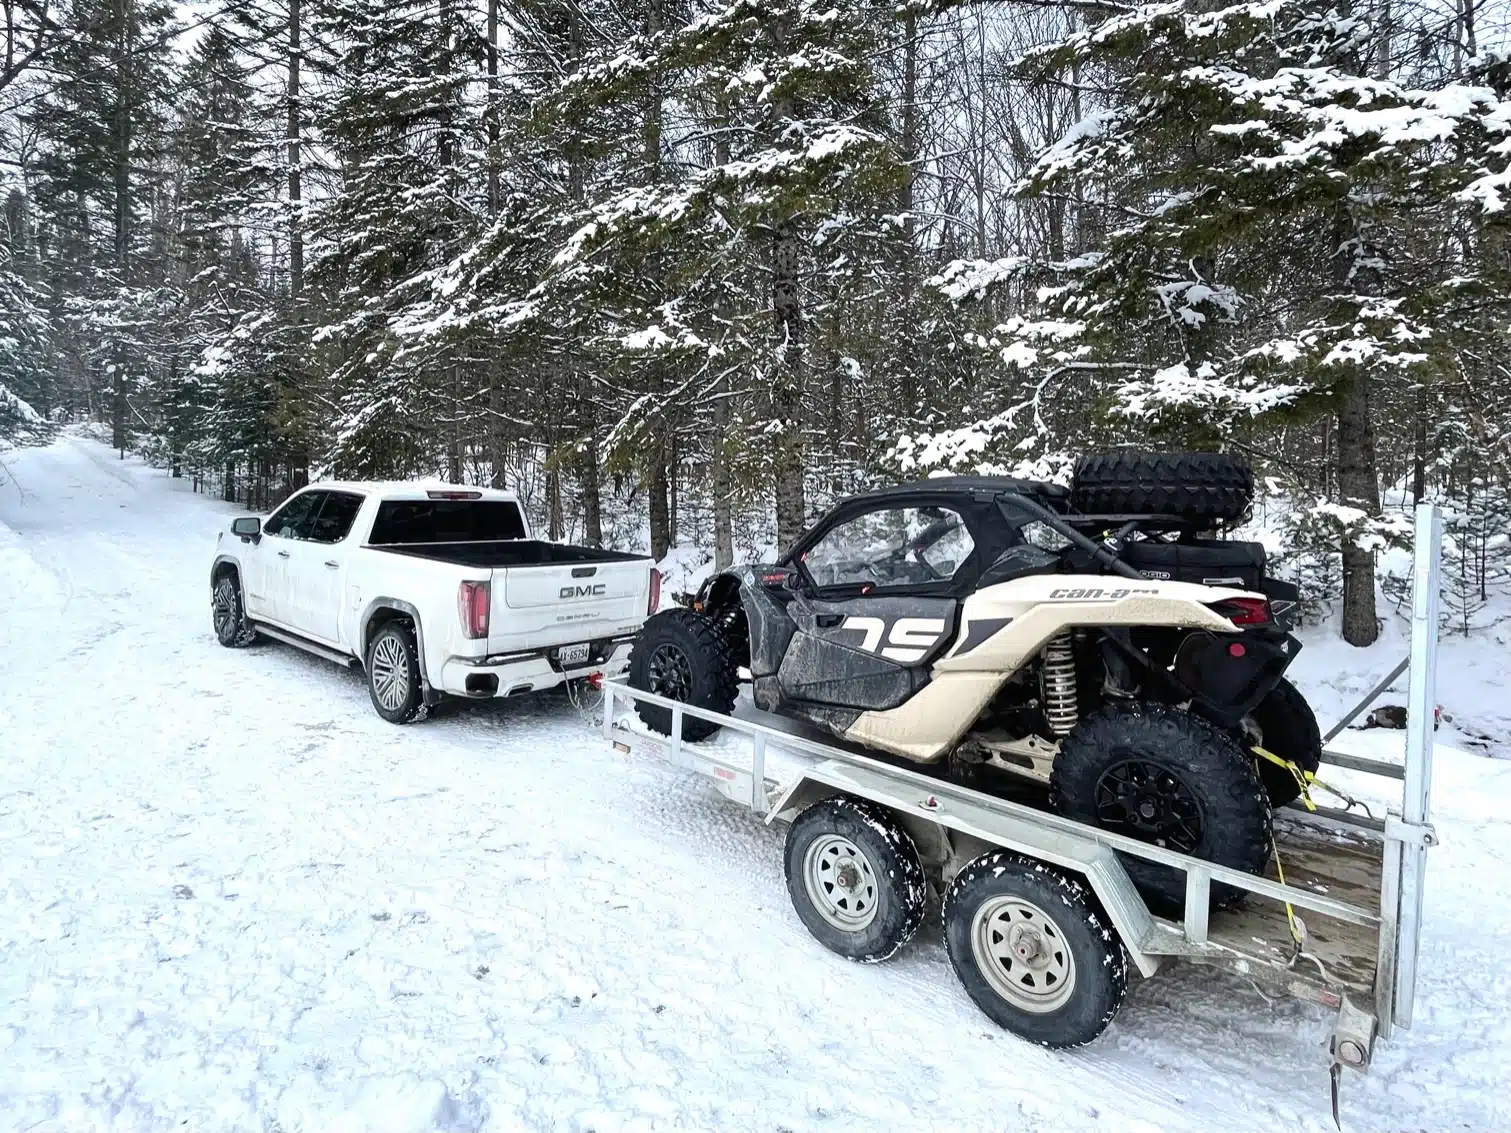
[372, 539, 650, 569]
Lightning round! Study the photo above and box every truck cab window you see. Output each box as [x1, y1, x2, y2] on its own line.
[369, 499, 527, 544]
[264, 491, 326, 540]
[308, 491, 365, 544]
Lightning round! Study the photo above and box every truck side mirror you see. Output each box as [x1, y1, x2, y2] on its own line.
[232, 517, 261, 542]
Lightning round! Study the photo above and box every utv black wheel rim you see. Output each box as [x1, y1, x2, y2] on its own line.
[647, 644, 694, 702]
[1093, 757, 1204, 853]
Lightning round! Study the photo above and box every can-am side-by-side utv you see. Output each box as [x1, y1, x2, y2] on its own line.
[628, 452, 1320, 912]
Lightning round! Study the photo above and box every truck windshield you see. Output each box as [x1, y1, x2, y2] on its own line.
[369, 499, 527, 545]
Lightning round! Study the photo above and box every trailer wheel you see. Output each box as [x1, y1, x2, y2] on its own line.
[943, 852, 1128, 1048]
[783, 796, 927, 963]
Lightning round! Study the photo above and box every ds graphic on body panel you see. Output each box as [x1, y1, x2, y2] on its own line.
[629, 452, 1317, 915]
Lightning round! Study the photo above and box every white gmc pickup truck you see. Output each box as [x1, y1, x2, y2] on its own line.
[209, 482, 658, 721]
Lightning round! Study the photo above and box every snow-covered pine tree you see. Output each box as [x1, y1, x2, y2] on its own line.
[309, 0, 483, 478]
[159, 21, 273, 480]
[24, 0, 177, 453]
[1, 187, 54, 441]
[550, 0, 904, 549]
[905, 0, 1511, 645]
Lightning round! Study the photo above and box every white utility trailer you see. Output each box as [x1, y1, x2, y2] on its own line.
[600, 504, 1443, 1122]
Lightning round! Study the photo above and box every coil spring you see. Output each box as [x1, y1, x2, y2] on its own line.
[1041, 632, 1079, 736]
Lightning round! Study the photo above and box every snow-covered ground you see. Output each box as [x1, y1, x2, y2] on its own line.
[2, 433, 1509, 1133]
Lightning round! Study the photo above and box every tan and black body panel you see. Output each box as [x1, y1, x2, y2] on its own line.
[840, 575, 1250, 764]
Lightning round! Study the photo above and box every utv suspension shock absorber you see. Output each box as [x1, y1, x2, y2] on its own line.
[1041, 632, 1079, 736]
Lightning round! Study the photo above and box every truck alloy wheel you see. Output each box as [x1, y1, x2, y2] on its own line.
[211, 575, 257, 648]
[365, 621, 426, 724]
[370, 635, 411, 713]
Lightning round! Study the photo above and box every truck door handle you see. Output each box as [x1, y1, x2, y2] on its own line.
[277, 550, 290, 559]
[816, 613, 844, 628]
[324, 560, 339, 569]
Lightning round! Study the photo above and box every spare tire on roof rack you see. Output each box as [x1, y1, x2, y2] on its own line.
[1070, 451, 1254, 526]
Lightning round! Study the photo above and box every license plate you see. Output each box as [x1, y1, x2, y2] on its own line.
[559, 643, 590, 668]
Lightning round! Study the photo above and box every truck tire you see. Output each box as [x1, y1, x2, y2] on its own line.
[366, 620, 427, 724]
[629, 607, 738, 741]
[1244, 677, 1323, 808]
[944, 851, 1128, 1048]
[1050, 701, 1271, 915]
[1071, 451, 1254, 525]
[211, 573, 258, 648]
[784, 796, 927, 963]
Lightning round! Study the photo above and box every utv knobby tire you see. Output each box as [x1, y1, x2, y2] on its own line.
[1245, 677, 1323, 808]
[1071, 451, 1254, 525]
[366, 620, 428, 725]
[784, 796, 928, 963]
[944, 851, 1128, 1048]
[1051, 701, 1271, 915]
[211, 573, 258, 648]
[629, 607, 738, 741]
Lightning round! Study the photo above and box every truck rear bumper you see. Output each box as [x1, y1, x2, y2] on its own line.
[439, 639, 634, 699]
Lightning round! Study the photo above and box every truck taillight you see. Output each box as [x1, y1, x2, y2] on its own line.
[1211, 597, 1270, 626]
[458, 580, 490, 639]
[648, 568, 662, 615]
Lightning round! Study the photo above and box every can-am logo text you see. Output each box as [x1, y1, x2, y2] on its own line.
[560, 583, 607, 599]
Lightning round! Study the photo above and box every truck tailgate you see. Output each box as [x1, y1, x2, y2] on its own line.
[489, 559, 649, 652]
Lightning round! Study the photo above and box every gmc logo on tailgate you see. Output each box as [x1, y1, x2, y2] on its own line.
[560, 583, 607, 599]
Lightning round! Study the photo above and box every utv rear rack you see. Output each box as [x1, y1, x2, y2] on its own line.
[601, 504, 1444, 1123]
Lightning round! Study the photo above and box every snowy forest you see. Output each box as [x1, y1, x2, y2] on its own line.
[4, 0, 1511, 647]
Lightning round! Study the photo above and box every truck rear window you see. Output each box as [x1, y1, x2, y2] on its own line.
[369, 499, 527, 544]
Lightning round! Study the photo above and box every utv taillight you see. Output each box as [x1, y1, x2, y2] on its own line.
[1212, 597, 1271, 626]
[458, 580, 490, 639]
[648, 568, 662, 615]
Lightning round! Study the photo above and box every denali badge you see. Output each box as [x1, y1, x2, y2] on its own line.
[560, 583, 607, 599]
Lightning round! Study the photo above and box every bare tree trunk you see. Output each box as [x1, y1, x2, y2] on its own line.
[648, 456, 670, 561]
[548, 460, 563, 540]
[1337, 374, 1381, 646]
[1330, 197, 1382, 647]
[895, 9, 919, 414]
[1411, 382, 1427, 503]
[486, 0, 500, 216]
[287, 0, 302, 297]
[772, 220, 806, 549]
[111, 0, 132, 455]
[581, 429, 602, 547]
[712, 396, 733, 568]
[710, 107, 735, 570]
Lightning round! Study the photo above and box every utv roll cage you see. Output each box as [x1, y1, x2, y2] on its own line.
[782, 475, 1228, 587]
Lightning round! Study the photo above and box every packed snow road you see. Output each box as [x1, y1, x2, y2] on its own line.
[1, 434, 1508, 1133]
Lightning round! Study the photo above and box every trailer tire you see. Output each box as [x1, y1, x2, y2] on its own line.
[1051, 701, 1271, 914]
[1071, 451, 1254, 525]
[629, 607, 738, 741]
[784, 796, 927, 963]
[944, 851, 1127, 1048]
[1244, 677, 1323, 808]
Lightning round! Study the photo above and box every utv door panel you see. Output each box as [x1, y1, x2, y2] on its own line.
[779, 595, 957, 711]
